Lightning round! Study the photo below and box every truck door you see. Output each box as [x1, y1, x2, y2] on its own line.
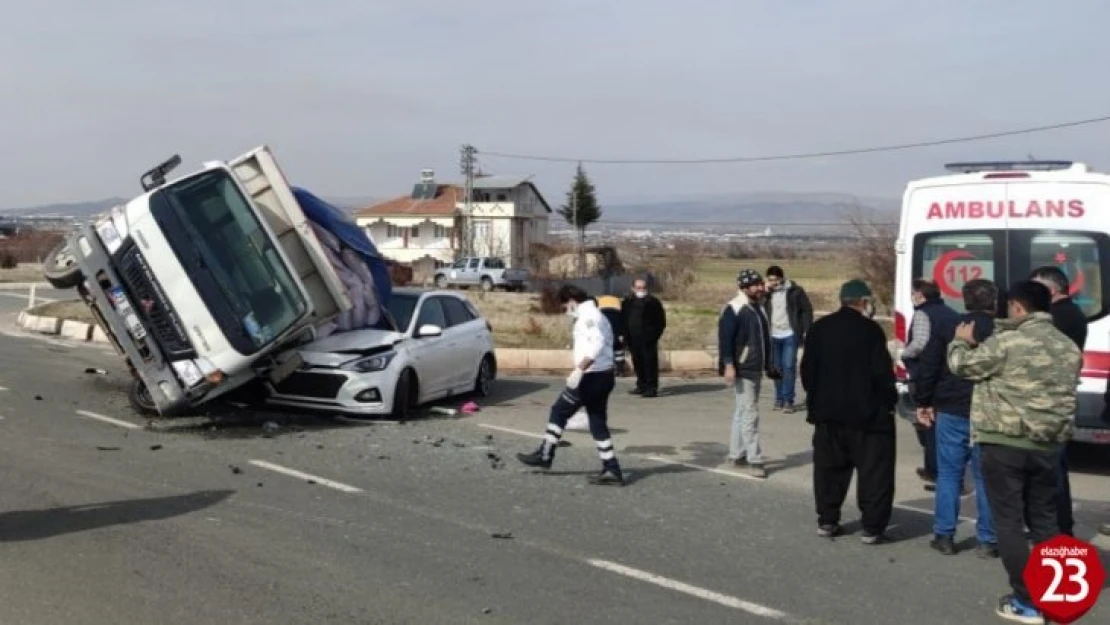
[228, 146, 351, 327]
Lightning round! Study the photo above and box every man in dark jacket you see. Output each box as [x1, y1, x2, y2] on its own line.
[914, 279, 999, 558]
[1030, 265, 1088, 537]
[763, 266, 814, 413]
[622, 278, 667, 397]
[902, 279, 957, 488]
[718, 268, 773, 479]
[800, 279, 897, 544]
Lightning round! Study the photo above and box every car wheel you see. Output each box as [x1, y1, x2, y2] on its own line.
[435, 274, 448, 288]
[128, 378, 158, 416]
[42, 240, 84, 289]
[474, 355, 494, 397]
[391, 368, 418, 420]
[480, 277, 493, 292]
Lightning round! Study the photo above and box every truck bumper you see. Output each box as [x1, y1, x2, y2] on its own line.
[69, 225, 194, 416]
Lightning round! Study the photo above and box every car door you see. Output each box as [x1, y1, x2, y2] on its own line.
[407, 296, 452, 399]
[439, 295, 485, 388]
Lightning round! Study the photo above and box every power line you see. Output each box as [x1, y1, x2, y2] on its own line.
[479, 114, 1110, 165]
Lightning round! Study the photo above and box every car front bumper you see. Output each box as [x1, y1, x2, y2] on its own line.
[263, 363, 399, 416]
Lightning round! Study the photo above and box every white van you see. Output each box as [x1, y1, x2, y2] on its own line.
[892, 160, 1110, 445]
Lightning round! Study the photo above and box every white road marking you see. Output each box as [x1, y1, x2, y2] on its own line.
[587, 558, 791, 620]
[646, 456, 763, 481]
[76, 409, 140, 429]
[248, 460, 364, 494]
[0, 386, 8, 391]
[477, 423, 543, 439]
[0, 291, 56, 303]
[894, 503, 974, 524]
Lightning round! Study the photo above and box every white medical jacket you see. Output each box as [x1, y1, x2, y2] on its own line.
[572, 300, 615, 373]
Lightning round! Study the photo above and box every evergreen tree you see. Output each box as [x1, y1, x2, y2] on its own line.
[559, 162, 602, 234]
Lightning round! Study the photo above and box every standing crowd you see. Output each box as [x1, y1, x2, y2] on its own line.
[515, 264, 1106, 624]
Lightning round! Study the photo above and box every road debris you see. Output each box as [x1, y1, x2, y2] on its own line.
[84, 367, 108, 375]
[490, 532, 513, 540]
[261, 421, 282, 437]
[149, 444, 163, 451]
[96, 446, 121, 451]
[230, 465, 243, 474]
[429, 406, 457, 416]
[486, 451, 503, 469]
[34, 395, 42, 401]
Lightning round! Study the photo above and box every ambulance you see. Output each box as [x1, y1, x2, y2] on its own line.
[892, 160, 1110, 445]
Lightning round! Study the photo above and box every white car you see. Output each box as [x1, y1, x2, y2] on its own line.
[264, 288, 497, 418]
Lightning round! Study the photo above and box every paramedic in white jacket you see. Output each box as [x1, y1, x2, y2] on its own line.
[516, 284, 624, 486]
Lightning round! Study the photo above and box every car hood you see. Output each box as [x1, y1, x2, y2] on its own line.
[295, 328, 406, 367]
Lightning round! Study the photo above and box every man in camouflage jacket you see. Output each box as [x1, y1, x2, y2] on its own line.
[946, 280, 1082, 623]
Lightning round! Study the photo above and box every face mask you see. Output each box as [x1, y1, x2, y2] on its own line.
[634, 291, 646, 299]
[565, 303, 578, 318]
[864, 302, 876, 319]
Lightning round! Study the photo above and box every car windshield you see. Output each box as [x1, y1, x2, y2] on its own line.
[155, 169, 306, 352]
[387, 293, 419, 331]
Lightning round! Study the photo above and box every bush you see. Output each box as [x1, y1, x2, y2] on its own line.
[537, 281, 563, 315]
[0, 252, 16, 269]
[848, 213, 896, 312]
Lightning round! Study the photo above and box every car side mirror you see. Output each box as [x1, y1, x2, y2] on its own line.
[416, 324, 443, 338]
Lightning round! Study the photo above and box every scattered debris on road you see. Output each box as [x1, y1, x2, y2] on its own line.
[84, 367, 107, 375]
[486, 451, 503, 469]
[261, 421, 282, 437]
[230, 465, 243, 474]
[96, 445, 121, 451]
[34, 395, 42, 401]
[490, 532, 513, 540]
[429, 406, 457, 416]
[149, 444, 163, 451]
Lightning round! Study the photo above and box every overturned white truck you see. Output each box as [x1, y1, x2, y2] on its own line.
[42, 146, 393, 416]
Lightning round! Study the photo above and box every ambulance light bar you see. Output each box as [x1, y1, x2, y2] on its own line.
[944, 160, 1076, 174]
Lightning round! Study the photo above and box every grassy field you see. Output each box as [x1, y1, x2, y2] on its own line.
[18, 254, 891, 349]
[0, 264, 47, 283]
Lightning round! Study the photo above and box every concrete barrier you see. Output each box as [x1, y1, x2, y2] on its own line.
[60, 320, 93, 341]
[91, 325, 110, 343]
[23, 314, 61, 335]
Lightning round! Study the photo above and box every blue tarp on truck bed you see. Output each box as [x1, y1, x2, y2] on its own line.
[291, 187, 393, 330]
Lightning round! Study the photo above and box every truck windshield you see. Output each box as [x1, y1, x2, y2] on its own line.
[153, 169, 306, 353]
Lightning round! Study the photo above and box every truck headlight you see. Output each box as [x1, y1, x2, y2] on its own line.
[344, 352, 396, 373]
[172, 360, 205, 388]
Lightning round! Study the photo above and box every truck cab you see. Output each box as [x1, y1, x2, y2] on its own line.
[891, 160, 1110, 444]
[43, 147, 352, 415]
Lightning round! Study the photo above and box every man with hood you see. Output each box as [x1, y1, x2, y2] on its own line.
[763, 266, 813, 413]
[718, 269, 776, 479]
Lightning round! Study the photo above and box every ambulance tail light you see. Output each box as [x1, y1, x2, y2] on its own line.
[891, 310, 908, 381]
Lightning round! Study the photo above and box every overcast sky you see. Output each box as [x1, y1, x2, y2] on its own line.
[2, 0, 1108, 209]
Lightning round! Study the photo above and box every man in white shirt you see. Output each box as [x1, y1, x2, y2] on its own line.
[517, 285, 624, 486]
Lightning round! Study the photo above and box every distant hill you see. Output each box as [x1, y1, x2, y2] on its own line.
[596, 192, 899, 233]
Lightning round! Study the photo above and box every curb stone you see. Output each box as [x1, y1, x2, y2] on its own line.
[14, 307, 731, 372]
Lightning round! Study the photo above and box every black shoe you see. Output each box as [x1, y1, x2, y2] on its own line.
[916, 468, 936, 484]
[817, 524, 843, 538]
[629, 387, 644, 395]
[976, 543, 1000, 559]
[782, 403, 796, 414]
[587, 468, 624, 486]
[516, 448, 553, 469]
[642, 389, 658, 398]
[930, 535, 956, 555]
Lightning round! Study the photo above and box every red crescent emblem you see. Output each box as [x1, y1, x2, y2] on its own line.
[933, 249, 975, 298]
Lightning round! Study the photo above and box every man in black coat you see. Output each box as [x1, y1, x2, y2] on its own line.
[913, 279, 999, 558]
[763, 265, 814, 413]
[800, 279, 897, 544]
[622, 277, 667, 398]
[1030, 265, 1088, 537]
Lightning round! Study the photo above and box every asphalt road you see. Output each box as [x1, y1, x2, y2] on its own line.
[0, 291, 1108, 624]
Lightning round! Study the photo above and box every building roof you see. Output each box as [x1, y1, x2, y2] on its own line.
[354, 184, 461, 217]
[471, 175, 532, 189]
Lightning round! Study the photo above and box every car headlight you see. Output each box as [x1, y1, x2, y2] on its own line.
[344, 352, 396, 373]
[95, 217, 124, 254]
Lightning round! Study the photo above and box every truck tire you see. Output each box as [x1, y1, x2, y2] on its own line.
[480, 276, 494, 292]
[129, 378, 158, 416]
[435, 274, 448, 289]
[42, 240, 84, 289]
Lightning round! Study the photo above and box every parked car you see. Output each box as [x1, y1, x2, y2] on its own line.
[433, 256, 529, 291]
[264, 288, 497, 418]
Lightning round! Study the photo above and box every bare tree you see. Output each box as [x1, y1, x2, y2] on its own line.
[844, 206, 897, 312]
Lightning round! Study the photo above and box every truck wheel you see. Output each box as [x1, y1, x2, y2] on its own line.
[128, 379, 159, 416]
[42, 240, 84, 289]
[435, 274, 448, 289]
[480, 277, 493, 292]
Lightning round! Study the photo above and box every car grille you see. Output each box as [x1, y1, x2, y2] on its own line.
[272, 371, 348, 399]
[117, 244, 194, 358]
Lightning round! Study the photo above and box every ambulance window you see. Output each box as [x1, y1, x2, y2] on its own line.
[918, 233, 996, 313]
[1026, 233, 1103, 319]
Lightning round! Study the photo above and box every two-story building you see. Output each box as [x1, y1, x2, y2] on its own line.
[354, 170, 552, 280]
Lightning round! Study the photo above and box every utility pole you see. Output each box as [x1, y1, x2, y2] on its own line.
[459, 144, 477, 258]
[572, 175, 580, 277]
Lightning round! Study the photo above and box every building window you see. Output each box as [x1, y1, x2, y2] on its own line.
[411, 225, 420, 239]
[433, 225, 453, 239]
